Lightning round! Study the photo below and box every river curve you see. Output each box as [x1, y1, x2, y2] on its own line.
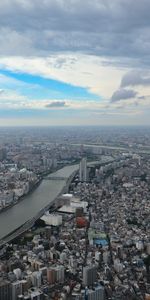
[0, 164, 79, 240]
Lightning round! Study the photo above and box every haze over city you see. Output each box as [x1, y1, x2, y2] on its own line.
[0, 0, 150, 126]
[1, 2, 150, 300]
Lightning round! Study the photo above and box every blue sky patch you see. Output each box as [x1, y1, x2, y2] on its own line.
[0, 69, 100, 101]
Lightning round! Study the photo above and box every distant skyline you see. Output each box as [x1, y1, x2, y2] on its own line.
[0, 0, 150, 126]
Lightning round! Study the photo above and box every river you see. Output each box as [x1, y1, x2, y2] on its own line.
[0, 164, 79, 240]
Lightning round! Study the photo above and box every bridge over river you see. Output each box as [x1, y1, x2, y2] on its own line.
[0, 159, 114, 246]
[44, 176, 67, 181]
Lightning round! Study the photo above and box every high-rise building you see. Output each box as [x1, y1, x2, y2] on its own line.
[0, 148, 6, 161]
[74, 286, 104, 300]
[47, 265, 64, 284]
[31, 271, 42, 288]
[11, 281, 22, 300]
[79, 158, 88, 182]
[47, 268, 56, 284]
[85, 286, 104, 300]
[0, 280, 11, 300]
[55, 265, 65, 283]
[83, 265, 97, 287]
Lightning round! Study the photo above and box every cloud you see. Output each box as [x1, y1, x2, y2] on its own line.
[0, 89, 29, 109]
[138, 95, 146, 100]
[110, 70, 150, 106]
[111, 88, 137, 102]
[93, 110, 141, 116]
[45, 100, 67, 108]
[0, 0, 150, 66]
[0, 54, 125, 98]
[0, 89, 5, 94]
[1, 0, 150, 126]
[121, 70, 150, 87]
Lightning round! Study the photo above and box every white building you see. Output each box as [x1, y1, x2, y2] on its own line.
[31, 271, 42, 288]
[79, 158, 88, 182]
[41, 213, 62, 226]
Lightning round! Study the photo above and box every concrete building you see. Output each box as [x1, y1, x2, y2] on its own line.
[31, 271, 42, 288]
[55, 265, 65, 283]
[0, 280, 11, 300]
[79, 158, 88, 182]
[86, 286, 104, 300]
[41, 213, 62, 226]
[11, 281, 22, 300]
[47, 268, 56, 284]
[83, 265, 97, 287]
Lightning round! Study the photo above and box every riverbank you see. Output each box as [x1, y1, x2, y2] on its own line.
[0, 169, 77, 248]
[0, 166, 63, 215]
[0, 164, 80, 242]
[0, 178, 42, 214]
[0, 160, 113, 244]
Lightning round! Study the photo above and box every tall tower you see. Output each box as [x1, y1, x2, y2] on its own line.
[0, 280, 11, 300]
[83, 265, 97, 286]
[79, 158, 87, 182]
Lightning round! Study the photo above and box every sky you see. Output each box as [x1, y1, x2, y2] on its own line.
[0, 0, 150, 126]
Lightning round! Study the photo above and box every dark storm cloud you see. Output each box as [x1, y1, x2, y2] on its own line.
[0, 0, 150, 65]
[121, 70, 150, 87]
[111, 88, 137, 102]
[138, 96, 146, 100]
[45, 101, 67, 108]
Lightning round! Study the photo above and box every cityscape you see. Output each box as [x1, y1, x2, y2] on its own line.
[0, 0, 150, 299]
[0, 127, 150, 299]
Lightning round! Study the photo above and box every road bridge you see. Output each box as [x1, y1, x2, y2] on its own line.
[44, 176, 66, 181]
